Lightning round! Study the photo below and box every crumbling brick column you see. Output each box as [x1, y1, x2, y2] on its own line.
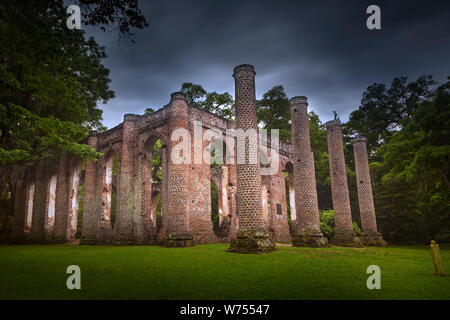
[114, 114, 139, 245]
[189, 127, 217, 244]
[11, 166, 27, 243]
[325, 120, 361, 247]
[228, 64, 275, 253]
[290, 96, 327, 247]
[165, 92, 194, 247]
[53, 151, 70, 243]
[30, 163, 48, 243]
[352, 136, 386, 246]
[80, 131, 99, 245]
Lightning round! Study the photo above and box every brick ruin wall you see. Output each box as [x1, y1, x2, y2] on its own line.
[10, 65, 382, 246]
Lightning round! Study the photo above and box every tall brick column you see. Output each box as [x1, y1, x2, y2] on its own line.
[11, 166, 27, 243]
[30, 163, 48, 243]
[290, 96, 327, 247]
[165, 92, 194, 247]
[53, 151, 70, 243]
[352, 136, 386, 246]
[80, 131, 99, 244]
[114, 114, 139, 245]
[228, 64, 275, 253]
[325, 120, 361, 247]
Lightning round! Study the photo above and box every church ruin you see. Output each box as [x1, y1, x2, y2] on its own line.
[10, 64, 386, 251]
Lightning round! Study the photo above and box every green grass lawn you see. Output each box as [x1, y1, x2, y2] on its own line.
[0, 243, 449, 300]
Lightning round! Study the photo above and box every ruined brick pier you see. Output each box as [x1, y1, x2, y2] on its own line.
[352, 136, 386, 246]
[227, 65, 275, 253]
[290, 97, 328, 247]
[10, 64, 385, 251]
[325, 120, 361, 247]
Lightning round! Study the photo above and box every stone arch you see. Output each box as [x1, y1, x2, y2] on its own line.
[46, 174, 57, 235]
[209, 138, 233, 238]
[284, 161, 296, 223]
[25, 183, 35, 232]
[66, 164, 81, 241]
[101, 150, 118, 228]
[141, 133, 166, 243]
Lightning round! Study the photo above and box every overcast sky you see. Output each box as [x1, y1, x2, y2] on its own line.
[84, 0, 450, 129]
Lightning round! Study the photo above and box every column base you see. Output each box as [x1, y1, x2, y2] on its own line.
[228, 230, 275, 254]
[113, 234, 135, 245]
[331, 231, 363, 247]
[79, 235, 96, 245]
[292, 231, 329, 247]
[165, 233, 195, 247]
[361, 231, 387, 247]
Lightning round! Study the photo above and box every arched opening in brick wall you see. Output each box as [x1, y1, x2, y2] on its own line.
[75, 167, 86, 239]
[284, 161, 296, 231]
[260, 149, 270, 223]
[67, 166, 81, 241]
[25, 183, 34, 232]
[142, 136, 164, 232]
[101, 153, 118, 228]
[210, 179, 219, 235]
[46, 175, 57, 230]
[208, 139, 232, 238]
[151, 191, 162, 229]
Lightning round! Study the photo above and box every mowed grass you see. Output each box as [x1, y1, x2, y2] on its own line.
[0, 243, 449, 300]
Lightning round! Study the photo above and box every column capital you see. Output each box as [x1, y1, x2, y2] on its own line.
[325, 119, 342, 129]
[352, 135, 367, 144]
[289, 96, 308, 108]
[170, 92, 187, 102]
[233, 64, 255, 78]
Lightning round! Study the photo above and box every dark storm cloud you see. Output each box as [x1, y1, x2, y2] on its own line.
[84, 0, 450, 129]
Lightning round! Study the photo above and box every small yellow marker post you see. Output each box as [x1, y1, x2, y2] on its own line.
[430, 240, 446, 276]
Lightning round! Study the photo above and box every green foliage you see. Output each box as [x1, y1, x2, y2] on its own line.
[319, 210, 335, 239]
[319, 210, 362, 240]
[181, 83, 234, 120]
[347, 76, 450, 243]
[346, 75, 436, 154]
[0, 1, 114, 167]
[78, 0, 148, 36]
[257, 85, 291, 142]
[144, 107, 155, 115]
[155, 193, 162, 229]
[152, 139, 162, 181]
[352, 221, 362, 236]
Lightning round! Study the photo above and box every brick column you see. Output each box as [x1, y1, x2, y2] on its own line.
[114, 114, 139, 245]
[165, 92, 194, 247]
[290, 96, 327, 247]
[228, 64, 275, 253]
[53, 152, 70, 242]
[325, 120, 361, 247]
[11, 166, 27, 243]
[80, 131, 99, 244]
[30, 163, 48, 243]
[352, 136, 386, 246]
